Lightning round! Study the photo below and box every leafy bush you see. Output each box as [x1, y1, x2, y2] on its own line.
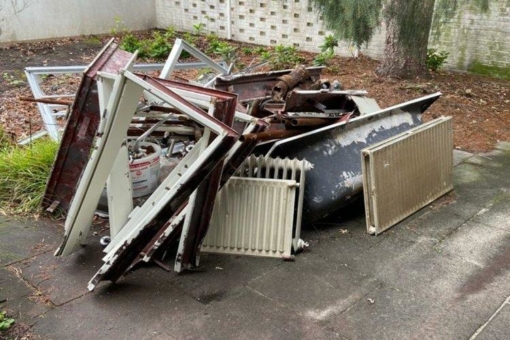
[242, 47, 253, 55]
[314, 35, 338, 66]
[313, 50, 334, 66]
[193, 23, 205, 35]
[119, 33, 142, 53]
[319, 35, 338, 53]
[182, 32, 197, 46]
[262, 45, 305, 70]
[0, 138, 58, 214]
[253, 46, 267, 55]
[119, 27, 177, 60]
[147, 31, 173, 59]
[427, 49, 449, 71]
[0, 311, 15, 331]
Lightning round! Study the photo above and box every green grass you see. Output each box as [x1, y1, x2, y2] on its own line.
[0, 138, 58, 214]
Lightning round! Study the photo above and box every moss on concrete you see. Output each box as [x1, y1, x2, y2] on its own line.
[468, 61, 510, 79]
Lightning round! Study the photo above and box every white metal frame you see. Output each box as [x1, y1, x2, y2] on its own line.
[24, 57, 227, 143]
[87, 73, 240, 290]
[55, 54, 140, 256]
[159, 38, 229, 80]
[137, 118, 261, 266]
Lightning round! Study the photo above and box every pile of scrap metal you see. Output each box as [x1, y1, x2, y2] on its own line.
[32, 39, 441, 290]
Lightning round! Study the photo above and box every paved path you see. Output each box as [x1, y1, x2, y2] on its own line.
[1, 143, 510, 339]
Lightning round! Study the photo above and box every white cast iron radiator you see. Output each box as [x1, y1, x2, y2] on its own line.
[201, 156, 312, 258]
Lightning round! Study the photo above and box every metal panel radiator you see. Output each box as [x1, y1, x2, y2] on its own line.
[362, 117, 453, 235]
[201, 156, 312, 259]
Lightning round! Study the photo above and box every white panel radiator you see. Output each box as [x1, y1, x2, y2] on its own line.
[202, 156, 312, 258]
[362, 117, 453, 235]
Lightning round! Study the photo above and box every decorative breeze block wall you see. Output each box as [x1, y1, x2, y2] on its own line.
[155, 0, 387, 59]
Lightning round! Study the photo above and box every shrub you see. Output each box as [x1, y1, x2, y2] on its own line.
[319, 35, 338, 53]
[313, 50, 334, 66]
[119, 33, 142, 54]
[0, 311, 15, 331]
[427, 49, 449, 71]
[119, 27, 177, 60]
[263, 44, 305, 70]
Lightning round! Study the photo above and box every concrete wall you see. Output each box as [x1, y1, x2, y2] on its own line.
[155, 0, 387, 59]
[429, 0, 510, 78]
[155, 0, 510, 77]
[0, 0, 157, 43]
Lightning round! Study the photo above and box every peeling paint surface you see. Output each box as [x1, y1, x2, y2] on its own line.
[266, 94, 440, 222]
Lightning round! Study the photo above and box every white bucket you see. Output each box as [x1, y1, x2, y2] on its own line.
[129, 142, 161, 198]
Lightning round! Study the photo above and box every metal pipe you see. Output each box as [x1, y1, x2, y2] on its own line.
[132, 113, 174, 153]
[240, 129, 305, 142]
[286, 117, 336, 127]
[19, 96, 73, 105]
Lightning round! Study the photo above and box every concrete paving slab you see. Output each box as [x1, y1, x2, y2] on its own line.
[391, 203, 469, 241]
[495, 141, 510, 151]
[446, 186, 506, 219]
[474, 301, 510, 340]
[326, 281, 508, 340]
[325, 285, 448, 340]
[0, 218, 61, 267]
[247, 252, 380, 321]
[349, 236, 483, 301]
[11, 236, 105, 306]
[472, 192, 510, 232]
[410, 271, 510, 340]
[167, 287, 344, 340]
[0, 250, 23, 267]
[304, 203, 390, 268]
[435, 220, 510, 267]
[326, 244, 510, 340]
[0, 267, 52, 322]
[454, 162, 510, 190]
[3, 142, 510, 339]
[453, 149, 474, 166]
[32, 268, 205, 340]
[166, 253, 282, 303]
[464, 153, 508, 170]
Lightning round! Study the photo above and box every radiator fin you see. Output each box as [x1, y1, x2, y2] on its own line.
[202, 156, 312, 258]
[202, 178, 296, 258]
[362, 117, 453, 235]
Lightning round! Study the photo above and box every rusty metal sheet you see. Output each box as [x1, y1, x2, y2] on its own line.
[283, 89, 368, 114]
[213, 67, 324, 102]
[42, 40, 133, 214]
[173, 89, 237, 273]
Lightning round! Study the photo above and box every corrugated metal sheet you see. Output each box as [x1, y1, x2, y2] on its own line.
[362, 117, 453, 235]
[201, 178, 297, 258]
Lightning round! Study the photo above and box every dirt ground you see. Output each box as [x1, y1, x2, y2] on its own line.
[1, 34, 509, 152]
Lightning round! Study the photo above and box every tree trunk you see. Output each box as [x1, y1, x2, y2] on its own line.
[376, 0, 436, 79]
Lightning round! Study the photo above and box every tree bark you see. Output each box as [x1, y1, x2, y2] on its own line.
[376, 0, 436, 79]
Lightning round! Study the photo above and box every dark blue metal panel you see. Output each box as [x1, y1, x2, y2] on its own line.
[266, 93, 441, 222]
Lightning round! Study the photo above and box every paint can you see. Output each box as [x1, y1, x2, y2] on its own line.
[129, 142, 161, 198]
